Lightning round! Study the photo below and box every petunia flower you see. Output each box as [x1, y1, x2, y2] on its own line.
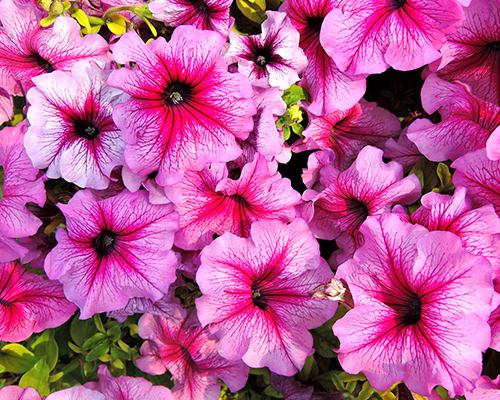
[0, 0, 110, 95]
[0, 386, 105, 400]
[320, 0, 464, 75]
[334, 213, 495, 397]
[464, 376, 500, 400]
[383, 128, 423, 173]
[0, 260, 76, 342]
[280, 0, 366, 116]
[26, 61, 128, 190]
[137, 306, 249, 400]
[149, 0, 232, 35]
[407, 74, 500, 162]
[196, 219, 337, 376]
[108, 26, 256, 186]
[226, 11, 307, 90]
[170, 155, 302, 250]
[44, 189, 179, 319]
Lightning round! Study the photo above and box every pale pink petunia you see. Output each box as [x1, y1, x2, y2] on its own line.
[0, 88, 13, 125]
[137, 306, 249, 400]
[45, 387, 105, 400]
[0, 0, 110, 95]
[0, 232, 30, 263]
[407, 74, 500, 161]
[280, 0, 366, 116]
[170, 155, 302, 250]
[196, 219, 337, 376]
[0, 121, 45, 239]
[321, 0, 464, 75]
[293, 100, 401, 170]
[44, 189, 179, 319]
[26, 61, 128, 189]
[226, 11, 307, 90]
[383, 128, 423, 173]
[334, 213, 495, 397]
[428, 0, 500, 104]
[108, 26, 256, 186]
[0, 386, 41, 400]
[301, 148, 336, 190]
[149, 0, 232, 35]
[84, 364, 174, 399]
[0, 260, 76, 342]
[489, 299, 500, 351]
[465, 376, 500, 400]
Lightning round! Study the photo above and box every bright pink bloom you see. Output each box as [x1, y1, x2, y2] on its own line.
[293, 100, 401, 170]
[0, 260, 76, 342]
[407, 74, 500, 161]
[321, 0, 464, 75]
[85, 364, 174, 399]
[0, 89, 13, 125]
[108, 26, 256, 186]
[465, 376, 500, 400]
[301, 149, 336, 190]
[137, 306, 249, 400]
[196, 219, 337, 376]
[44, 189, 179, 319]
[0, 0, 110, 95]
[226, 11, 307, 90]
[26, 61, 128, 189]
[429, 0, 500, 104]
[171, 155, 301, 250]
[0, 121, 45, 239]
[149, 0, 232, 35]
[280, 0, 366, 115]
[334, 213, 495, 397]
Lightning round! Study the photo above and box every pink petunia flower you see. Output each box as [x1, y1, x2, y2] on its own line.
[383, 128, 423, 173]
[0, 260, 76, 342]
[428, 0, 500, 104]
[407, 74, 500, 162]
[44, 189, 179, 319]
[170, 155, 302, 250]
[196, 219, 337, 376]
[108, 26, 256, 186]
[321, 0, 464, 75]
[0, 0, 110, 95]
[280, 0, 366, 116]
[137, 306, 249, 400]
[334, 213, 495, 397]
[26, 61, 128, 189]
[465, 376, 500, 400]
[0, 386, 105, 400]
[149, 0, 232, 35]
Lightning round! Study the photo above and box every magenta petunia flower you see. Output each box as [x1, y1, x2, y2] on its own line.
[321, 0, 464, 75]
[196, 219, 337, 376]
[137, 306, 249, 400]
[0, 260, 76, 342]
[428, 0, 500, 104]
[44, 189, 179, 319]
[108, 26, 256, 186]
[407, 74, 500, 162]
[334, 213, 495, 397]
[0, 0, 110, 95]
[0, 121, 45, 239]
[280, 0, 366, 116]
[226, 11, 307, 90]
[170, 155, 302, 250]
[293, 100, 401, 170]
[84, 364, 174, 399]
[26, 61, 128, 189]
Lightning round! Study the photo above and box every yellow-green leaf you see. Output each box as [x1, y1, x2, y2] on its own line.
[19, 359, 50, 397]
[71, 9, 92, 33]
[40, 15, 57, 27]
[106, 14, 129, 35]
[235, 0, 266, 24]
[31, 330, 59, 371]
[0, 344, 38, 374]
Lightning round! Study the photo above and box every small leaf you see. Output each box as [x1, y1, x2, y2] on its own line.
[436, 163, 451, 187]
[31, 330, 59, 371]
[106, 14, 129, 35]
[235, 0, 266, 24]
[283, 126, 291, 141]
[71, 9, 91, 32]
[358, 381, 376, 400]
[93, 314, 105, 333]
[282, 84, 310, 107]
[263, 386, 284, 398]
[67, 342, 84, 354]
[0, 343, 38, 374]
[70, 314, 98, 346]
[106, 325, 121, 342]
[40, 15, 57, 27]
[85, 342, 110, 362]
[291, 123, 304, 136]
[82, 332, 107, 350]
[19, 359, 50, 397]
[110, 346, 130, 360]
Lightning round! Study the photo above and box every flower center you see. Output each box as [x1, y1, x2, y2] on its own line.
[74, 120, 100, 140]
[251, 285, 267, 310]
[307, 17, 323, 31]
[490, 41, 500, 54]
[395, 0, 406, 7]
[163, 82, 192, 106]
[190, 0, 209, 13]
[93, 229, 118, 257]
[401, 294, 422, 325]
[32, 53, 54, 73]
[0, 298, 10, 306]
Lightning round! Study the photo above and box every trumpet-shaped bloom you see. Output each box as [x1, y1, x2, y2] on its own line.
[149, 0, 232, 35]
[334, 214, 495, 397]
[196, 219, 337, 376]
[0, 260, 76, 342]
[280, 0, 366, 115]
[108, 26, 256, 186]
[26, 61, 128, 189]
[0, 121, 45, 239]
[407, 74, 500, 162]
[170, 155, 301, 250]
[137, 306, 249, 400]
[321, 0, 464, 75]
[44, 189, 179, 319]
[226, 11, 307, 90]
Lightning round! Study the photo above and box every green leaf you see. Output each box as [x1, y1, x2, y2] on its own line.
[408, 159, 437, 195]
[358, 381, 376, 400]
[110, 345, 130, 360]
[82, 332, 107, 350]
[85, 342, 110, 362]
[436, 162, 451, 187]
[291, 123, 304, 136]
[282, 84, 310, 107]
[235, 0, 266, 24]
[71, 9, 91, 32]
[106, 14, 129, 35]
[263, 385, 284, 398]
[19, 359, 50, 397]
[67, 342, 84, 354]
[70, 315, 98, 346]
[31, 330, 59, 371]
[106, 325, 121, 342]
[0, 343, 38, 374]
[312, 316, 339, 359]
[282, 126, 291, 141]
[40, 15, 57, 27]
[93, 314, 105, 333]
